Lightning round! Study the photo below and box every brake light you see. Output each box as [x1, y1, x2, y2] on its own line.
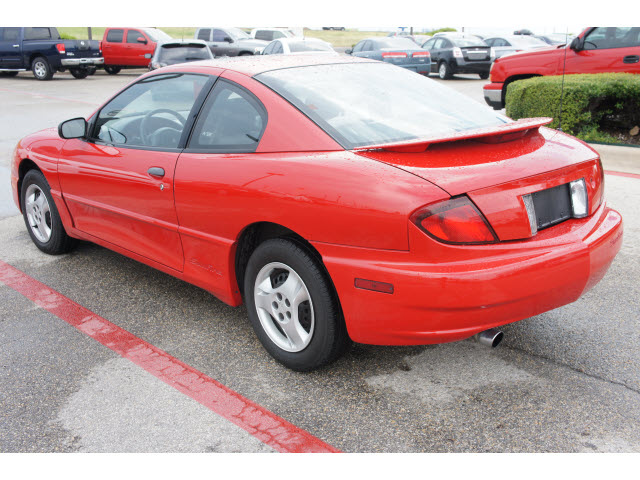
[99, 41, 102, 53]
[411, 196, 498, 244]
[55, 43, 66, 54]
[382, 52, 407, 58]
[452, 47, 463, 58]
[412, 51, 430, 58]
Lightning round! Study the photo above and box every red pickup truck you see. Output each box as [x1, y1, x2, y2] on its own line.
[101, 27, 172, 74]
[484, 27, 640, 110]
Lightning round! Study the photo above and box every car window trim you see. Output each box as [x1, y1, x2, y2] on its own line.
[184, 78, 269, 154]
[86, 72, 217, 153]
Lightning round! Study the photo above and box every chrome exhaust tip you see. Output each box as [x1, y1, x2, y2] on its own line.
[475, 328, 504, 348]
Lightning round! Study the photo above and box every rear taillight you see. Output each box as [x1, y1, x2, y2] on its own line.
[412, 51, 430, 58]
[411, 196, 498, 245]
[99, 41, 102, 53]
[452, 47, 463, 58]
[382, 52, 407, 58]
[55, 43, 66, 54]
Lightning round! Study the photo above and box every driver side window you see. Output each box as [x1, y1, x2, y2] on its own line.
[93, 73, 209, 149]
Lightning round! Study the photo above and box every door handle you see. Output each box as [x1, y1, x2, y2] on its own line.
[147, 167, 165, 177]
[623, 55, 639, 64]
[13, 44, 20, 48]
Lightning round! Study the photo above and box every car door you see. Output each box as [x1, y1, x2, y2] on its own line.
[429, 38, 445, 71]
[125, 29, 153, 66]
[566, 27, 640, 74]
[211, 29, 233, 56]
[0, 27, 23, 68]
[57, 73, 214, 272]
[174, 76, 268, 299]
[102, 28, 125, 65]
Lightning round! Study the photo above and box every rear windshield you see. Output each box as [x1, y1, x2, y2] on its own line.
[145, 28, 172, 42]
[158, 44, 211, 64]
[375, 38, 419, 49]
[452, 37, 488, 47]
[289, 41, 333, 52]
[256, 63, 508, 148]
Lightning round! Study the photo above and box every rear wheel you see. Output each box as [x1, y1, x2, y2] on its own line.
[244, 238, 350, 371]
[238, 52, 253, 56]
[20, 170, 76, 254]
[479, 71, 490, 80]
[69, 68, 89, 79]
[32, 56, 53, 81]
[438, 61, 452, 80]
[104, 65, 121, 75]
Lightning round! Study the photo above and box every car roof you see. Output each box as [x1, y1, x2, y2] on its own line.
[161, 54, 377, 77]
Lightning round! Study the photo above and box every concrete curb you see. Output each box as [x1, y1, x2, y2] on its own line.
[588, 143, 640, 175]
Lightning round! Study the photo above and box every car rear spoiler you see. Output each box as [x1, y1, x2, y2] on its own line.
[352, 117, 553, 153]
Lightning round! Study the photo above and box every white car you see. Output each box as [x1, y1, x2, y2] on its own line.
[262, 37, 337, 56]
[250, 28, 298, 42]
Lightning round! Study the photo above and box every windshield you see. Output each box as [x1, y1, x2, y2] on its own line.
[256, 63, 508, 148]
[289, 41, 333, 52]
[510, 36, 547, 47]
[144, 28, 172, 42]
[452, 37, 487, 47]
[158, 44, 211, 64]
[228, 28, 250, 40]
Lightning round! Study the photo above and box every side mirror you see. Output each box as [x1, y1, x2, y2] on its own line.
[345, 49, 352, 55]
[570, 37, 583, 51]
[224, 36, 233, 43]
[137, 37, 148, 44]
[58, 118, 87, 139]
[144, 53, 152, 59]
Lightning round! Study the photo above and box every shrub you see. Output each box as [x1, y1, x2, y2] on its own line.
[59, 33, 77, 40]
[505, 73, 640, 142]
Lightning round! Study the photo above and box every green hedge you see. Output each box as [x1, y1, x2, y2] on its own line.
[505, 73, 640, 143]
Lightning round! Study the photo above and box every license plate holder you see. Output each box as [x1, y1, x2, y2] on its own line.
[531, 183, 572, 230]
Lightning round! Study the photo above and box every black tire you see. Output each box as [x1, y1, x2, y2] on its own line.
[104, 65, 121, 75]
[1, 71, 19, 77]
[20, 170, 76, 255]
[438, 61, 453, 80]
[69, 68, 89, 79]
[31, 56, 53, 81]
[479, 71, 490, 80]
[87, 66, 97, 76]
[244, 238, 350, 371]
[238, 52, 253, 56]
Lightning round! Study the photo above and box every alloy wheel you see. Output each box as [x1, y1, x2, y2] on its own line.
[24, 184, 52, 243]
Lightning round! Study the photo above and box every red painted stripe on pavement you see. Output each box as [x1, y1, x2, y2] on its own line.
[0, 87, 98, 106]
[0, 260, 339, 453]
[605, 170, 640, 180]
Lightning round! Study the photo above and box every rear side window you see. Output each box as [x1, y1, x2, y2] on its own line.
[127, 30, 144, 44]
[106, 29, 124, 42]
[255, 30, 273, 41]
[197, 29, 211, 41]
[24, 28, 51, 40]
[188, 80, 266, 152]
[0, 28, 20, 41]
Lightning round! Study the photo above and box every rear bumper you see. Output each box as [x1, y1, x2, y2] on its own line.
[453, 58, 491, 74]
[483, 82, 504, 109]
[313, 203, 622, 345]
[61, 57, 104, 67]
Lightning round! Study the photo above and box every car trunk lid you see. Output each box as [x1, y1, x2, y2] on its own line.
[355, 123, 603, 241]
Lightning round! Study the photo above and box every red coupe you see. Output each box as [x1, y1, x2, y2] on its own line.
[11, 56, 623, 371]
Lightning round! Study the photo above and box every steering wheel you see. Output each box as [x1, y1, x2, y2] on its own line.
[139, 109, 186, 145]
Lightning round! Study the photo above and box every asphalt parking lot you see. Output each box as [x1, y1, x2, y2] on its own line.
[1, 68, 639, 453]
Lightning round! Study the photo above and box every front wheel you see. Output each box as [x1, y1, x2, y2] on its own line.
[104, 65, 121, 75]
[438, 61, 452, 80]
[244, 238, 350, 371]
[69, 68, 89, 79]
[32, 56, 53, 81]
[20, 170, 76, 254]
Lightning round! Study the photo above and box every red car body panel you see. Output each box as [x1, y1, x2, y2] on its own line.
[484, 27, 640, 108]
[10, 58, 623, 346]
[102, 28, 157, 67]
